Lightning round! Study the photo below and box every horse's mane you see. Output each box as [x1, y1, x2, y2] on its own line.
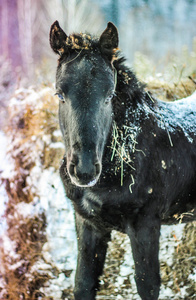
[110, 56, 147, 126]
[114, 57, 146, 103]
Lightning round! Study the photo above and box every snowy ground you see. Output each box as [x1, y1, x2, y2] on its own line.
[0, 131, 9, 236]
[0, 128, 76, 298]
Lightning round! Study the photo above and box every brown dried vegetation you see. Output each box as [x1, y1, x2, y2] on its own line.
[146, 77, 196, 102]
[1, 85, 64, 299]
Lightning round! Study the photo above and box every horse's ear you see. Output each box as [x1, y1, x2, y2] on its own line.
[99, 22, 119, 60]
[50, 20, 68, 56]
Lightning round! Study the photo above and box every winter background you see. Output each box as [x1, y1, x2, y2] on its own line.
[0, 0, 196, 299]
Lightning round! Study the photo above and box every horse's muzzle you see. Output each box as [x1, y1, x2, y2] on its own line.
[68, 155, 101, 187]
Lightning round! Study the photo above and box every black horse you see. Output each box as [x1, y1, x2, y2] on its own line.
[50, 21, 196, 300]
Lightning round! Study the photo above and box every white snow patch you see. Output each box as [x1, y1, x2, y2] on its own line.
[50, 142, 64, 149]
[189, 272, 196, 282]
[53, 130, 62, 137]
[160, 224, 185, 267]
[1, 234, 19, 260]
[25, 167, 77, 298]
[0, 131, 15, 236]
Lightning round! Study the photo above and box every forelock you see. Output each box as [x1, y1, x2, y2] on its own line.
[65, 33, 94, 51]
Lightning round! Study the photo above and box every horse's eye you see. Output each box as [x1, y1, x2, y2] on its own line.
[105, 94, 114, 105]
[55, 93, 65, 103]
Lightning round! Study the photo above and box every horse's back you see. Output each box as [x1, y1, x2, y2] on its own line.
[143, 92, 196, 223]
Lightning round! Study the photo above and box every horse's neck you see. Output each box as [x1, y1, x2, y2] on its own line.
[114, 96, 147, 129]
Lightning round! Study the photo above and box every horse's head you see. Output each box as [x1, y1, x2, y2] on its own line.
[50, 21, 118, 187]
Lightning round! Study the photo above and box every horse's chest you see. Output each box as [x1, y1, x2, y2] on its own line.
[81, 194, 102, 218]
[80, 191, 134, 231]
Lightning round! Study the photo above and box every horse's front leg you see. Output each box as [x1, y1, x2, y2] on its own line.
[74, 212, 110, 300]
[126, 214, 161, 300]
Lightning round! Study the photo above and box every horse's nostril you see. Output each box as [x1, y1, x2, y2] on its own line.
[95, 162, 101, 175]
[69, 163, 75, 177]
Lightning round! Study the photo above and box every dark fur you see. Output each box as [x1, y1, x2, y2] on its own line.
[50, 21, 196, 300]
